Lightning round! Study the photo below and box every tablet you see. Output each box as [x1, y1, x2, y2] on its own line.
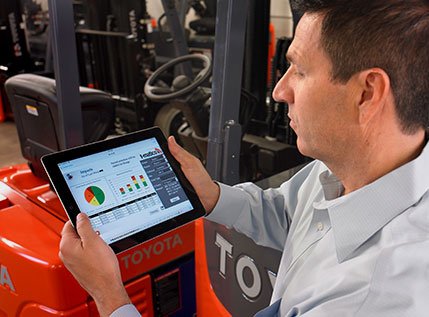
[42, 127, 206, 253]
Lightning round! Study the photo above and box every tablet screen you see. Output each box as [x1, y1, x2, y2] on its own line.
[57, 136, 194, 245]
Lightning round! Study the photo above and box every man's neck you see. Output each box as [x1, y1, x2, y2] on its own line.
[329, 129, 426, 196]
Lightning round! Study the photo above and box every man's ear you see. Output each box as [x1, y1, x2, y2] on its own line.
[355, 68, 391, 125]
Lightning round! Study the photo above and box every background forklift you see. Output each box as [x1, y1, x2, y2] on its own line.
[0, 1, 198, 316]
[0, 0, 306, 316]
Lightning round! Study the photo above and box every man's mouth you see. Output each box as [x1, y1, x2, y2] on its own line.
[288, 114, 296, 130]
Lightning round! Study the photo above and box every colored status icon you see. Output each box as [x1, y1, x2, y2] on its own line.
[132, 175, 140, 189]
[84, 186, 105, 206]
[139, 175, 148, 186]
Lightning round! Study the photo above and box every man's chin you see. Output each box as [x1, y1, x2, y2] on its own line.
[296, 140, 315, 159]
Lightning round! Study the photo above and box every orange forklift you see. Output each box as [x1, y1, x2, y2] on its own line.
[0, 0, 287, 316]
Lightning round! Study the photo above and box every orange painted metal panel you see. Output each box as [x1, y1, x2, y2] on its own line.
[194, 219, 231, 317]
[0, 164, 195, 316]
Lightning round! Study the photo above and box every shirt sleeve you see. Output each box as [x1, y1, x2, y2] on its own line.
[109, 304, 140, 317]
[206, 161, 319, 251]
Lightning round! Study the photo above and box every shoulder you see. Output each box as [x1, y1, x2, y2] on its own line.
[357, 231, 429, 316]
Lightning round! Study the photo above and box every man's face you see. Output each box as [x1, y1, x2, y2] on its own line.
[273, 13, 360, 163]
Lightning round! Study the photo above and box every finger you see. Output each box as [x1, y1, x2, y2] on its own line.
[61, 220, 79, 238]
[75, 213, 98, 241]
[167, 136, 183, 157]
[59, 221, 81, 260]
[168, 136, 198, 168]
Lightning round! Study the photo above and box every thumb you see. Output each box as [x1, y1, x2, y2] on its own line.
[75, 213, 98, 241]
[168, 136, 195, 168]
[168, 136, 182, 159]
[61, 220, 79, 239]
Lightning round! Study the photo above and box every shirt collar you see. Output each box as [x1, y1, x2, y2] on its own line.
[313, 140, 429, 263]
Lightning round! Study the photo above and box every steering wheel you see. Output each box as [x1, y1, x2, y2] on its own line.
[144, 54, 211, 102]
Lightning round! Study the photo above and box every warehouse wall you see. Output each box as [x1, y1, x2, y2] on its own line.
[147, 0, 294, 39]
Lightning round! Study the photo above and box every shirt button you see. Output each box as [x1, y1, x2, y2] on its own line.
[317, 222, 324, 231]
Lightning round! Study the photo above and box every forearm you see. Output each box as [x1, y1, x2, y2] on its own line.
[207, 182, 290, 251]
[93, 284, 131, 317]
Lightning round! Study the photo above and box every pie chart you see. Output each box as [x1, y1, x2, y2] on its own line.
[84, 186, 105, 206]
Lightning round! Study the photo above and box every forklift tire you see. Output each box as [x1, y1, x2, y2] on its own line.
[154, 105, 184, 141]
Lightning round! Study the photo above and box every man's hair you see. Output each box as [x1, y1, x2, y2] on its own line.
[291, 0, 429, 134]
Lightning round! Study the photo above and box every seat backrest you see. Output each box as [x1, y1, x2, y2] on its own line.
[4, 73, 115, 180]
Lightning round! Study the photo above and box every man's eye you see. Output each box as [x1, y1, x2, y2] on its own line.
[289, 64, 304, 77]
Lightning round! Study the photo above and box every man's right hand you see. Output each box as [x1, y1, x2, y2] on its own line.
[59, 213, 130, 317]
[168, 136, 220, 214]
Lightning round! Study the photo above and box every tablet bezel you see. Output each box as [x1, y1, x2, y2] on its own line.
[42, 127, 206, 254]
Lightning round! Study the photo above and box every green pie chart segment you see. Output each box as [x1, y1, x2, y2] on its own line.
[84, 186, 105, 206]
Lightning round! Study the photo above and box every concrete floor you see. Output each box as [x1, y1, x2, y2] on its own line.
[0, 120, 26, 166]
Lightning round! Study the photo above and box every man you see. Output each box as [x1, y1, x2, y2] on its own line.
[59, 0, 429, 316]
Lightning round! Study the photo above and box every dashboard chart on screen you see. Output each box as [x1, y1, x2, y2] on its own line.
[56, 136, 194, 245]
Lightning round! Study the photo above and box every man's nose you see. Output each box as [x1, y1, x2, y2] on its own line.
[272, 70, 293, 104]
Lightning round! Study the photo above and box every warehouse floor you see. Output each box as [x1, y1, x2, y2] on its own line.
[0, 121, 26, 166]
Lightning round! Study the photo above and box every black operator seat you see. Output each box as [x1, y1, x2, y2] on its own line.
[4, 73, 115, 180]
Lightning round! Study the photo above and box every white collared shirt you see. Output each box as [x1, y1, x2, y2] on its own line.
[111, 140, 429, 316]
[208, 140, 429, 316]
